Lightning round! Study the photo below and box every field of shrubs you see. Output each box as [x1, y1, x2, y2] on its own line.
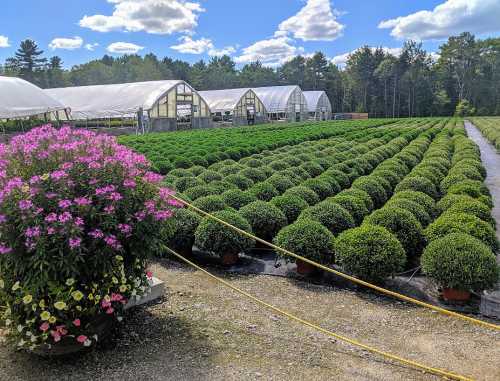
[471, 117, 500, 149]
[125, 118, 499, 299]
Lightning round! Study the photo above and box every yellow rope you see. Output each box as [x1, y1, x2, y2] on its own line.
[166, 246, 473, 381]
[172, 194, 500, 332]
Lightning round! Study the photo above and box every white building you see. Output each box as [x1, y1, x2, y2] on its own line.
[252, 85, 308, 122]
[303, 91, 333, 121]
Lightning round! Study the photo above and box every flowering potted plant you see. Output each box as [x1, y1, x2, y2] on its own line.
[0, 125, 180, 354]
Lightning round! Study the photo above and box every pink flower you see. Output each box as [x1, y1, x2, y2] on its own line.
[101, 299, 111, 309]
[123, 179, 136, 188]
[50, 170, 67, 181]
[106, 307, 114, 315]
[0, 244, 12, 255]
[104, 205, 115, 214]
[56, 325, 68, 335]
[25, 226, 41, 238]
[76, 335, 87, 344]
[111, 293, 123, 302]
[0, 214, 6, 224]
[69, 237, 82, 249]
[108, 192, 123, 202]
[118, 223, 132, 236]
[89, 229, 104, 239]
[74, 197, 91, 206]
[143, 171, 163, 184]
[146, 271, 153, 279]
[39, 322, 50, 332]
[45, 213, 58, 223]
[73, 319, 81, 327]
[58, 199, 72, 209]
[51, 331, 61, 343]
[18, 199, 33, 210]
[74, 217, 84, 227]
[58, 212, 72, 223]
[47, 227, 56, 235]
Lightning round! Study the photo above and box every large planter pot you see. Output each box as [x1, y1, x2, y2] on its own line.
[442, 288, 471, 302]
[31, 314, 115, 357]
[296, 259, 318, 276]
[221, 252, 239, 266]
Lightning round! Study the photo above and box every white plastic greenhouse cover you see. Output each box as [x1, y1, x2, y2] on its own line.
[198, 88, 252, 113]
[303, 91, 329, 113]
[252, 85, 301, 113]
[0, 76, 67, 119]
[46, 80, 185, 120]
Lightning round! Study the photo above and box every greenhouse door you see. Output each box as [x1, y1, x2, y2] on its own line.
[177, 102, 193, 130]
[246, 104, 255, 125]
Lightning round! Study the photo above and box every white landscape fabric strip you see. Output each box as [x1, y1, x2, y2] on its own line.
[0, 76, 66, 119]
[198, 88, 251, 114]
[45, 80, 183, 120]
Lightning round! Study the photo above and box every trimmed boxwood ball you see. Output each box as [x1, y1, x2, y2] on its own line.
[386, 198, 432, 227]
[300, 161, 324, 177]
[221, 189, 257, 209]
[371, 175, 393, 197]
[448, 165, 483, 181]
[209, 180, 238, 194]
[437, 194, 491, 214]
[270, 195, 309, 223]
[168, 168, 192, 178]
[191, 195, 227, 213]
[440, 174, 469, 193]
[284, 186, 320, 206]
[364, 206, 425, 257]
[317, 174, 341, 195]
[394, 176, 439, 199]
[447, 180, 490, 199]
[168, 208, 201, 251]
[425, 213, 499, 251]
[302, 178, 334, 200]
[188, 165, 206, 176]
[239, 201, 287, 241]
[335, 225, 406, 283]
[338, 188, 374, 212]
[273, 219, 335, 263]
[299, 200, 355, 236]
[329, 194, 369, 224]
[421, 233, 499, 292]
[441, 200, 494, 226]
[371, 169, 401, 188]
[352, 177, 388, 208]
[173, 176, 205, 193]
[288, 166, 311, 180]
[195, 209, 255, 256]
[184, 185, 217, 200]
[267, 174, 295, 193]
[219, 164, 244, 176]
[323, 169, 350, 188]
[225, 174, 254, 190]
[391, 190, 436, 216]
[197, 170, 223, 183]
[249, 182, 280, 202]
[239, 167, 267, 183]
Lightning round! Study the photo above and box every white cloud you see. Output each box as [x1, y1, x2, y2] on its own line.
[235, 36, 304, 67]
[85, 43, 99, 51]
[379, 0, 500, 40]
[107, 42, 144, 54]
[332, 47, 403, 66]
[278, 0, 344, 41]
[49, 36, 84, 50]
[80, 0, 204, 35]
[0, 35, 10, 48]
[170, 36, 236, 56]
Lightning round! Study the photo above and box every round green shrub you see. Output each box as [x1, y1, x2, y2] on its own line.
[425, 213, 498, 251]
[352, 177, 388, 207]
[270, 195, 309, 223]
[267, 174, 295, 193]
[302, 178, 333, 200]
[273, 219, 335, 263]
[191, 195, 228, 213]
[364, 206, 425, 257]
[221, 189, 257, 210]
[239, 201, 287, 241]
[188, 165, 206, 176]
[225, 174, 254, 190]
[329, 194, 369, 224]
[391, 190, 436, 216]
[441, 200, 494, 226]
[371, 169, 401, 188]
[168, 208, 201, 251]
[335, 225, 406, 283]
[448, 165, 483, 181]
[288, 166, 311, 180]
[284, 186, 320, 206]
[447, 180, 490, 199]
[299, 200, 355, 236]
[173, 157, 193, 169]
[197, 170, 223, 183]
[239, 167, 267, 183]
[394, 176, 439, 199]
[219, 164, 244, 176]
[168, 168, 192, 178]
[323, 169, 350, 188]
[173, 176, 205, 193]
[249, 182, 280, 202]
[184, 185, 217, 200]
[386, 198, 432, 227]
[440, 174, 469, 193]
[317, 174, 341, 195]
[338, 188, 374, 212]
[195, 210, 255, 255]
[300, 162, 324, 177]
[421, 233, 499, 291]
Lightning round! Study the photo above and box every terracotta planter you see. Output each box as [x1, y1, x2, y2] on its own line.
[296, 259, 317, 276]
[32, 314, 115, 357]
[442, 288, 471, 302]
[221, 252, 239, 266]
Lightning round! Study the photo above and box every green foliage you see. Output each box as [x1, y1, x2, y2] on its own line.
[338, 188, 374, 212]
[173, 176, 205, 193]
[299, 201, 355, 236]
[270, 195, 309, 223]
[195, 210, 255, 255]
[352, 177, 388, 207]
[191, 195, 228, 213]
[394, 176, 439, 199]
[249, 182, 280, 201]
[239, 201, 287, 241]
[335, 225, 406, 283]
[329, 194, 369, 224]
[386, 198, 432, 227]
[302, 178, 334, 200]
[221, 189, 257, 210]
[284, 186, 320, 206]
[454, 100, 476, 117]
[391, 190, 436, 216]
[168, 209, 201, 251]
[225, 174, 254, 190]
[422, 234, 498, 291]
[273, 219, 335, 263]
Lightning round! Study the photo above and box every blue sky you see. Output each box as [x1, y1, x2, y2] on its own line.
[1, 0, 500, 68]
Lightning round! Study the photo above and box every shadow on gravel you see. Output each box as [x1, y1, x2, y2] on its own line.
[0, 311, 216, 381]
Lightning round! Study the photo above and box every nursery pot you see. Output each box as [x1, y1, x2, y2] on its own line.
[296, 259, 317, 276]
[32, 314, 115, 357]
[221, 252, 239, 266]
[175, 245, 193, 258]
[442, 288, 471, 302]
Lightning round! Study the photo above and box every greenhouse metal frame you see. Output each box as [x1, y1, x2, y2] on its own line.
[46, 80, 212, 133]
[252, 85, 308, 122]
[303, 91, 333, 121]
[198, 88, 268, 126]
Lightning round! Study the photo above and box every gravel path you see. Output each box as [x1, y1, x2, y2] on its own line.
[1, 258, 499, 381]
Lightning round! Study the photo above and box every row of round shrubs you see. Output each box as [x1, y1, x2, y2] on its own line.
[421, 122, 499, 293]
[471, 118, 500, 151]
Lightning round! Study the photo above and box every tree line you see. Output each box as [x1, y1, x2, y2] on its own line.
[1, 32, 499, 117]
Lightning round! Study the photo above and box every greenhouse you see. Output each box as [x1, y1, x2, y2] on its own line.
[46, 80, 212, 133]
[252, 85, 308, 122]
[303, 91, 333, 121]
[0, 76, 69, 125]
[198, 88, 268, 126]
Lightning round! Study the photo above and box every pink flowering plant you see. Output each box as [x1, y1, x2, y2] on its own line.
[0, 125, 180, 351]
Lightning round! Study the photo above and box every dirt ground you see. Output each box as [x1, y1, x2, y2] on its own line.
[0, 258, 499, 381]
